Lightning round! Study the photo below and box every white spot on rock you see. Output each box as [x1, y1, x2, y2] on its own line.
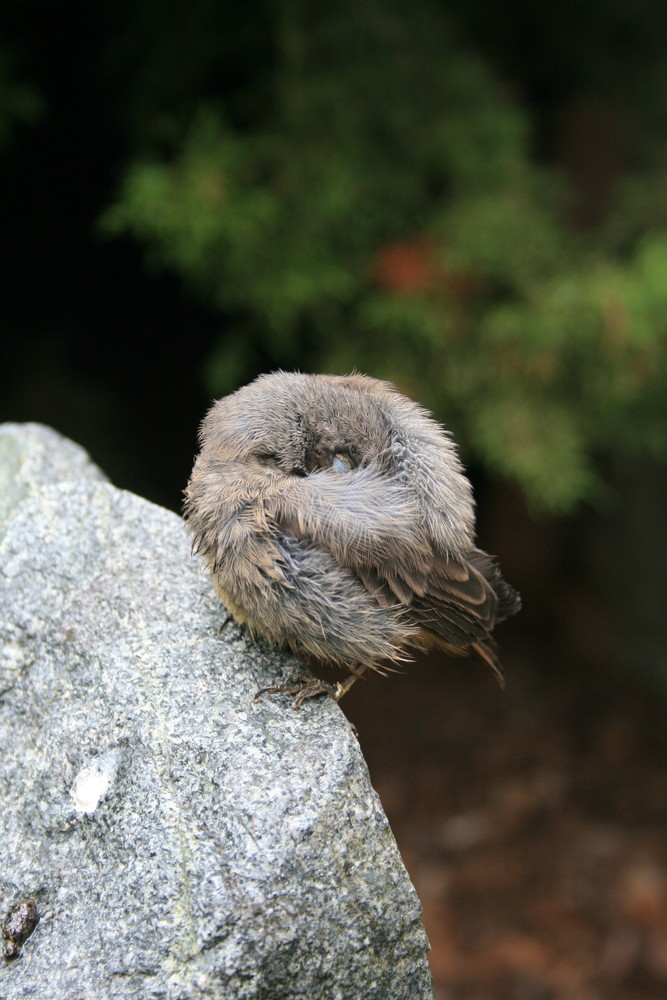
[70, 749, 122, 815]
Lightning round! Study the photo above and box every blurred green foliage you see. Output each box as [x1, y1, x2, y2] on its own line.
[0, 44, 42, 147]
[102, 0, 667, 514]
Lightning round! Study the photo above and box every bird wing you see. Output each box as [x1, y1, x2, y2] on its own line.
[358, 548, 520, 683]
[263, 468, 520, 656]
[357, 550, 500, 648]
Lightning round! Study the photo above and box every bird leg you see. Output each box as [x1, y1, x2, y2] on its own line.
[331, 663, 370, 701]
[253, 664, 370, 709]
[253, 675, 340, 709]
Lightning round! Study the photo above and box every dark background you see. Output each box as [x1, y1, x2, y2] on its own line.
[2, 2, 667, 997]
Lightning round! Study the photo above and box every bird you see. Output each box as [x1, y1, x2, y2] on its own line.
[184, 371, 521, 706]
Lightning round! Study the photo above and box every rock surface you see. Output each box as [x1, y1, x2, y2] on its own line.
[0, 422, 108, 535]
[0, 423, 433, 999]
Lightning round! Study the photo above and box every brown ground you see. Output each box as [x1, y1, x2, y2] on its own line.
[344, 651, 667, 1000]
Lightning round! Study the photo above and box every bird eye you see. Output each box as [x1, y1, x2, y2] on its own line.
[331, 453, 353, 474]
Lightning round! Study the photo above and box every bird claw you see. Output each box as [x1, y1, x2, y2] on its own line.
[253, 675, 341, 709]
[218, 613, 235, 636]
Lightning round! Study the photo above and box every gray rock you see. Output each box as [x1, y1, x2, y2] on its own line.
[0, 422, 108, 538]
[0, 424, 433, 1000]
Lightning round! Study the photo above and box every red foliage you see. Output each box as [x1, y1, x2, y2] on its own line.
[372, 236, 477, 300]
[371, 237, 440, 293]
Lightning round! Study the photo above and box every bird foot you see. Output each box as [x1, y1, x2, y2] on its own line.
[253, 674, 345, 710]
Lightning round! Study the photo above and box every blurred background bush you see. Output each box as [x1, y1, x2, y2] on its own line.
[2, 1, 667, 996]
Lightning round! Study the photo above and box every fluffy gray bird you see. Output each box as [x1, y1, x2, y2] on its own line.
[185, 371, 520, 705]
